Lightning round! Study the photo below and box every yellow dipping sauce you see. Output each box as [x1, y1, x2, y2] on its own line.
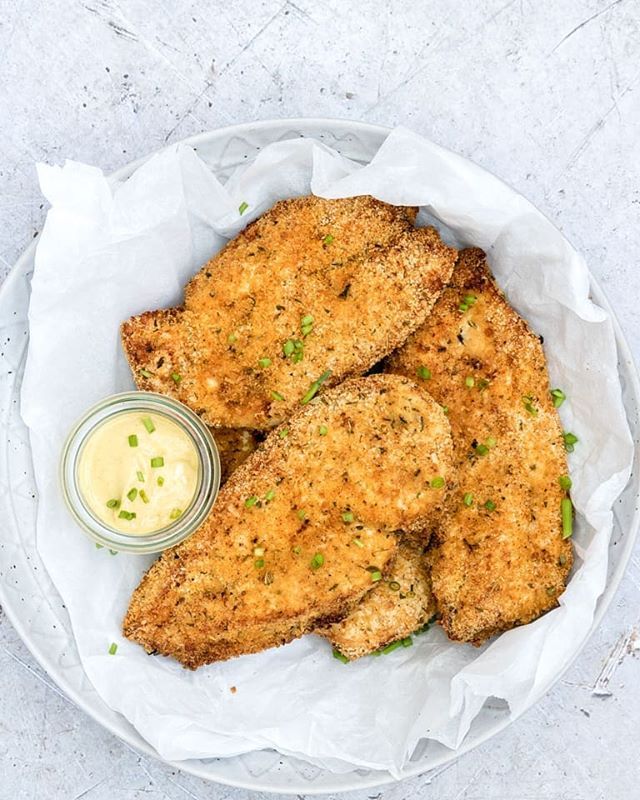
[77, 411, 199, 534]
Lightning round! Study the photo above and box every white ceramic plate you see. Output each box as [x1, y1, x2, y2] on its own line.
[1, 119, 639, 794]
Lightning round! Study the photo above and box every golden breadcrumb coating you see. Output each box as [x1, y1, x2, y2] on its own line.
[123, 375, 453, 668]
[121, 195, 456, 430]
[385, 248, 573, 644]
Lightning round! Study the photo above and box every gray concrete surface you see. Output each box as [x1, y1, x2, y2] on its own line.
[1, 0, 639, 798]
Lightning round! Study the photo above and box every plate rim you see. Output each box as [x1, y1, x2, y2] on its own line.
[1, 116, 639, 794]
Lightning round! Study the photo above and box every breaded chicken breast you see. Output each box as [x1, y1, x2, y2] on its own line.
[318, 534, 436, 660]
[123, 375, 454, 668]
[121, 196, 456, 430]
[385, 249, 573, 644]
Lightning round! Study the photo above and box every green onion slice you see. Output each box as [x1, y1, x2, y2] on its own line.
[558, 474, 572, 491]
[264, 488, 276, 502]
[463, 492, 474, 507]
[157, 476, 165, 486]
[254, 558, 265, 569]
[150, 456, 164, 468]
[106, 498, 120, 509]
[127, 488, 138, 502]
[561, 497, 573, 538]
[279, 428, 289, 438]
[417, 366, 432, 380]
[169, 508, 183, 520]
[142, 417, 155, 433]
[108, 642, 118, 655]
[271, 391, 285, 401]
[342, 511, 354, 523]
[301, 369, 332, 404]
[323, 234, 334, 245]
[465, 376, 475, 388]
[245, 495, 258, 508]
[563, 431, 579, 452]
[352, 538, 364, 548]
[258, 357, 272, 368]
[171, 372, 181, 384]
[128, 434, 138, 448]
[310, 553, 325, 570]
[319, 424, 328, 436]
[332, 648, 348, 663]
[430, 476, 445, 489]
[139, 368, 153, 378]
[484, 499, 496, 512]
[139, 489, 150, 504]
[370, 570, 382, 582]
[238, 201, 249, 215]
[551, 388, 566, 408]
[136, 470, 145, 482]
[283, 340, 295, 356]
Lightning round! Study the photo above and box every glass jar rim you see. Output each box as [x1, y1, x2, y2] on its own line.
[60, 391, 220, 554]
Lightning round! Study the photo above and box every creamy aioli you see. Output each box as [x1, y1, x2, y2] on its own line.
[77, 411, 199, 534]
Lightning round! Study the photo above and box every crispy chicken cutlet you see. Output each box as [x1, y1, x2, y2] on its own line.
[318, 534, 436, 660]
[121, 196, 456, 430]
[385, 248, 573, 644]
[123, 375, 454, 668]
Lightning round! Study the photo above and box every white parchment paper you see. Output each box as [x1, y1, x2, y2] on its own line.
[21, 128, 634, 776]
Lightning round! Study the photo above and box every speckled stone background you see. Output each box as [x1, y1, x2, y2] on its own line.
[1, 1, 639, 798]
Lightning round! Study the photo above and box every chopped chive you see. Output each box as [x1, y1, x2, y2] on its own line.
[254, 546, 265, 557]
[258, 357, 272, 368]
[563, 431, 579, 452]
[301, 369, 332, 404]
[310, 552, 324, 570]
[136, 470, 145, 482]
[551, 388, 566, 408]
[475, 444, 489, 456]
[319, 424, 328, 436]
[465, 376, 475, 388]
[238, 201, 248, 215]
[484, 499, 496, 512]
[171, 372, 182, 384]
[522, 395, 538, 416]
[476, 378, 490, 391]
[150, 456, 164, 468]
[118, 510, 136, 520]
[561, 497, 573, 538]
[401, 636, 413, 647]
[169, 508, 183, 520]
[389, 580, 401, 591]
[441, 404, 449, 415]
[95, 543, 104, 549]
[381, 640, 403, 654]
[370, 570, 382, 582]
[245, 495, 258, 508]
[228, 333, 238, 344]
[464, 294, 477, 306]
[128, 434, 138, 448]
[297, 509, 307, 520]
[430, 476, 445, 489]
[486, 437, 496, 448]
[301, 314, 314, 327]
[332, 648, 349, 663]
[271, 390, 285, 401]
[352, 538, 364, 548]
[323, 234, 334, 246]
[264, 488, 276, 502]
[279, 428, 289, 438]
[157, 476, 165, 487]
[301, 324, 313, 337]
[459, 303, 469, 312]
[139, 489, 150, 504]
[139, 368, 153, 378]
[142, 416, 155, 433]
[342, 511, 354, 523]
[108, 642, 118, 655]
[254, 558, 265, 569]
[558, 475, 572, 491]
[106, 498, 120, 509]
[293, 545, 302, 555]
[283, 340, 295, 357]
[127, 488, 138, 502]
[463, 492, 474, 507]
[417, 366, 432, 380]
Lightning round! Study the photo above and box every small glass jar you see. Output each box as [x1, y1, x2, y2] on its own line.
[60, 392, 220, 554]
